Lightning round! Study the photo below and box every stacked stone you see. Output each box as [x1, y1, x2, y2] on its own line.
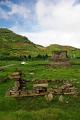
[6, 69, 26, 97]
[33, 84, 48, 94]
[49, 81, 79, 95]
[19, 78, 27, 96]
[12, 72, 20, 90]
[50, 50, 71, 67]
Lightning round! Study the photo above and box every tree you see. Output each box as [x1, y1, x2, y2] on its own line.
[36, 54, 42, 58]
[28, 55, 31, 59]
[45, 53, 48, 58]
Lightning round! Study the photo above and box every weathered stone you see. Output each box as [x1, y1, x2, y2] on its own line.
[47, 88, 54, 93]
[45, 93, 53, 101]
[22, 87, 26, 91]
[33, 83, 48, 94]
[60, 85, 67, 90]
[73, 94, 78, 98]
[59, 95, 64, 102]
[63, 88, 71, 93]
[50, 50, 71, 68]
[14, 81, 20, 88]
[66, 97, 69, 104]
[11, 87, 19, 92]
[6, 91, 11, 96]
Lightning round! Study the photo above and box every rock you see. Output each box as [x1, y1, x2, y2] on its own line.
[66, 97, 69, 104]
[73, 94, 78, 98]
[59, 95, 64, 102]
[45, 93, 53, 101]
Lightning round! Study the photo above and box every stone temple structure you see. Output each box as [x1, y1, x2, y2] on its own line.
[50, 50, 71, 67]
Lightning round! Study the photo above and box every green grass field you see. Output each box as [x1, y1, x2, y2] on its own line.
[0, 58, 80, 120]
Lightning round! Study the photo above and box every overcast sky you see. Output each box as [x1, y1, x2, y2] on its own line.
[0, 0, 80, 48]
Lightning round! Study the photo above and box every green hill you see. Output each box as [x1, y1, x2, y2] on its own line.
[0, 28, 45, 57]
[0, 28, 80, 58]
[0, 28, 34, 43]
[46, 44, 80, 57]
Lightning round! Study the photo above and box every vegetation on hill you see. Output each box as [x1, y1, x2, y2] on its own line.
[0, 28, 45, 57]
[0, 28, 80, 59]
[0, 28, 33, 43]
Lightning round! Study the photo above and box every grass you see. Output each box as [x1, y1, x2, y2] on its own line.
[0, 58, 80, 119]
[0, 103, 80, 120]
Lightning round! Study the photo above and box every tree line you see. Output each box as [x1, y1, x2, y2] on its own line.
[0, 53, 48, 60]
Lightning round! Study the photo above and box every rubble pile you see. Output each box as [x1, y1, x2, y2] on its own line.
[48, 80, 79, 95]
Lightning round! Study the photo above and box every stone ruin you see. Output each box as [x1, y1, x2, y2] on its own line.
[33, 83, 48, 94]
[5, 69, 49, 97]
[5, 69, 79, 98]
[48, 80, 79, 95]
[50, 50, 71, 67]
[6, 69, 27, 97]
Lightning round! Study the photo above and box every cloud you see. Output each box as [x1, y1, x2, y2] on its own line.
[35, 0, 80, 32]
[18, 0, 80, 48]
[18, 30, 80, 48]
[0, 0, 30, 20]
[0, 7, 9, 19]
[18, 30, 56, 46]
[14, 0, 80, 48]
[30, 0, 80, 48]
[1, 0, 80, 48]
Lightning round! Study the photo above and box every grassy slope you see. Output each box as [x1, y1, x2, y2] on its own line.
[0, 28, 45, 56]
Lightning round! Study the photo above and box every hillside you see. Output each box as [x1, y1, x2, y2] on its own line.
[46, 44, 79, 56]
[0, 28, 45, 56]
[0, 28, 34, 43]
[0, 28, 80, 58]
